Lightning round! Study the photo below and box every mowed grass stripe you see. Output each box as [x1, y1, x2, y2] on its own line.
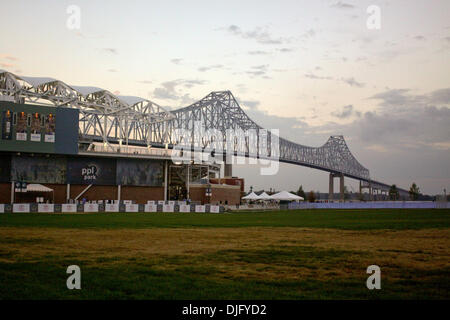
[0, 209, 449, 230]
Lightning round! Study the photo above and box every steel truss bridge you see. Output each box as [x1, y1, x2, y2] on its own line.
[0, 70, 407, 197]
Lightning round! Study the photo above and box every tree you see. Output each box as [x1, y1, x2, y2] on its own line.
[358, 192, 365, 202]
[344, 186, 350, 200]
[307, 191, 316, 203]
[297, 185, 306, 199]
[409, 183, 420, 201]
[389, 184, 399, 201]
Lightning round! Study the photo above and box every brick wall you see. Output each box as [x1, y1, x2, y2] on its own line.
[0, 183, 10, 203]
[190, 184, 241, 205]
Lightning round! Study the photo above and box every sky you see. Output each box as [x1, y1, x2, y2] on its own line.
[1, 0, 449, 195]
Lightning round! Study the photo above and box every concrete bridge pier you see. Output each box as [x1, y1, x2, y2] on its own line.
[329, 173, 345, 201]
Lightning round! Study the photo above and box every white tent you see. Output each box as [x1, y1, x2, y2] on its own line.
[270, 191, 304, 201]
[258, 192, 273, 200]
[241, 192, 261, 200]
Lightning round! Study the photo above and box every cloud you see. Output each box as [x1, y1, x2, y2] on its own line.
[304, 73, 365, 88]
[429, 88, 450, 105]
[3, 55, 18, 61]
[239, 99, 260, 109]
[369, 89, 413, 107]
[102, 48, 117, 54]
[182, 79, 207, 88]
[248, 50, 270, 55]
[152, 79, 207, 103]
[277, 48, 295, 53]
[226, 25, 287, 45]
[331, 1, 355, 9]
[137, 80, 153, 84]
[198, 64, 224, 72]
[246, 65, 270, 78]
[171, 58, 183, 65]
[359, 88, 450, 146]
[236, 88, 450, 194]
[303, 29, 315, 38]
[304, 73, 333, 80]
[340, 77, 365, 88]
[0, 63, 15, 68]
[332, 105, 361, 118]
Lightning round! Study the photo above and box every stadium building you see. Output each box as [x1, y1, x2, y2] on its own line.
[0, 70, 243, 206]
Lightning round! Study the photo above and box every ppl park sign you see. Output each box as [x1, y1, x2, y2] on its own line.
[81, 164, 99, 182]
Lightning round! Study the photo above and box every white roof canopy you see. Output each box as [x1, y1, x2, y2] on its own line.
[69, 85, 106, 97]
[118, 95, 148, 106]
[270, 191, 303, 201]
[20, 76, 59, 87]
[26, 184, 53, 192]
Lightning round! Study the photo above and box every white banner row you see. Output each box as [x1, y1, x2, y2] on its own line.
[2, 203, 221, 213]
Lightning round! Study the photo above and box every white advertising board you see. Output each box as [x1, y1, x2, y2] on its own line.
[179, 204, 191, 213]
[209, 205, 220, 213]
[105, 203, 119, 212]
[195, 205, 205, 213]
[163, 204, 174, 212]
[84, 203, 99, 212]
[144, 204, 158, 212]
[13, 203, 30, 213]
[38, 204, 54, 213]
[125, 204, 139, 212]
[62, 204, 77, 213]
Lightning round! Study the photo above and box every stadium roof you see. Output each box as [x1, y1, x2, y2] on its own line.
[19, 76, 59, 88]
[69, 85, 106, 97]
[0, 69, 164, 109]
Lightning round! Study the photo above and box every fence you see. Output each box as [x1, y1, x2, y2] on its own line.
[0, 203, 224, 213]
[288, 201, 448, 209]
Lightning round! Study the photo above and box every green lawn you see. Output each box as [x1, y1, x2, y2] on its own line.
[0, 209, 449, 230]
[1, 209, 449, 300]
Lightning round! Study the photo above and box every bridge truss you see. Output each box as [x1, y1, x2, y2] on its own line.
[0, 70, 370, 182]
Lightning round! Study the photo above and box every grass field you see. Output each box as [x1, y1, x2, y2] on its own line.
[0, 209, 449, 299]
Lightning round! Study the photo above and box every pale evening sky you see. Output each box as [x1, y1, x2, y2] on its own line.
[1, 0, 449, 194]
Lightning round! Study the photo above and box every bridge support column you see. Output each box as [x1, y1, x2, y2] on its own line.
[329, 173, 345, 201]
[329, 173, 334, 201]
